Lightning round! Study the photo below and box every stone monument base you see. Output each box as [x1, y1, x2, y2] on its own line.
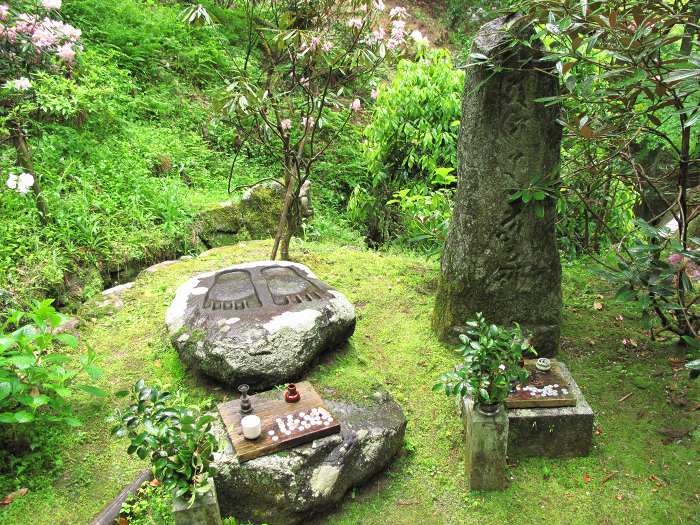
[460, 361, 593, 458]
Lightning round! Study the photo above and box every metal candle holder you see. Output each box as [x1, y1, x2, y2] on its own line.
[239, 384, 253, 415]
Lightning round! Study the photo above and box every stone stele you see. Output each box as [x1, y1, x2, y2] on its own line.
[166, 261, 356, 389]
[433, 14, 563, 356]
[211, 390, 406, 525]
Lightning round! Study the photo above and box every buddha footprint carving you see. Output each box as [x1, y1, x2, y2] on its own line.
[262, 267, 325, 306]
[202, 270, 262, 311]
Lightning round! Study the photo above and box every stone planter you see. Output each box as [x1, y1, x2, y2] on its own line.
[463, 399, 509, 491]
[172, 482, 223, 525]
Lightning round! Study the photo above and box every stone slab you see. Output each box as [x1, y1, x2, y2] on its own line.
[460, 361, 593, 458]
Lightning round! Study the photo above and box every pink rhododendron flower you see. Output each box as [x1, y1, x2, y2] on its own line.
[372, 27, 386, 41]
[32, 26, 57, 48]
[351, 98, 361, 112]
[689, 263, 700, 280]
[42, 0, 62, 10]
[389, 6, 408, 19]
[280, 119, 292, 131]
[309, 36, 321, 51]
[301, 116, 315, 129]
[0, 4, 9, 20]
[668, 253, 684, 265]
[371, 88, 378, 100]
[391, 20, 406, 40]
[347, 18, 363, 30]
[373, 0, 385, 11]
[57, 42, 75, 62]
[322, 40, 334, 52]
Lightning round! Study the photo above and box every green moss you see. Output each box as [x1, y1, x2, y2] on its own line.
[0, 242, 698, 525]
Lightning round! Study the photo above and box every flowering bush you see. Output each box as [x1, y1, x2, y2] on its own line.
[1, 0, 82, 220]
[222, 0, 410, 260]
[434, 313, 533, 408]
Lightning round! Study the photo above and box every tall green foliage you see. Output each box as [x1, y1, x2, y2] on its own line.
[350, 48, 464, 246]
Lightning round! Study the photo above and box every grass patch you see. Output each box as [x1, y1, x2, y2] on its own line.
[0, 241, 697, 524]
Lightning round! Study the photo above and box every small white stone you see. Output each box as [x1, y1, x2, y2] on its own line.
[285, 430, 291, 436]
[272, 436, 279, 442]
[299, 412, 306, 417]
[323, 421, 330, 426]
[268, 430, 275, 436]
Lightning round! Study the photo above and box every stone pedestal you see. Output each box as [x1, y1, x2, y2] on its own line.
[462, 400, 509, 491]
[173, 484, 222, 525]
[460, 362, 593, 459]
[507, 361, 593, 458]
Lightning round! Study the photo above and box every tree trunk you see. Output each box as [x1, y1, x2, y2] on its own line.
[271, 168, 298, 260]
[9, 121, 49, 224]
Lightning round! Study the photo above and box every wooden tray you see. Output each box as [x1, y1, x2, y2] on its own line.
[218, 381, 340, 463]
[505, 360, 577, 409]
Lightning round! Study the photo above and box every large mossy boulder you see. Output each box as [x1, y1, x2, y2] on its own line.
[198, 183, 284, 248]
[212, 390, 407, 525]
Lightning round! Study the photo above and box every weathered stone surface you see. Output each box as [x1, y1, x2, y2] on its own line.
[506, 361, 593, 458]
[433, 14, 562, 356]
[460, 361, 593, 458]
[166, 261, 355, 389]
[211, 390, 406, 525]
[197, 181, 312, 249]
[463, 401, 509, 491]
[80, 281, 135, 317]
[173, 483, 223, 525]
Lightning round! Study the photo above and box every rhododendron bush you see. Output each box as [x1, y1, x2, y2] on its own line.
[0, 0, 81, 221]
[222, 0, 410, 260]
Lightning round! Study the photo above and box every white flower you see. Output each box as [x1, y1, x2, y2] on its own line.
[373, 0, 385, 11]
[0, 4, 9, 21]
[5, 172, 17, 190]
[41, 0, 62, 10]
[498, 364, 506, 371]
[410, 29, 429, 46]
[351, 98, 361, 112]
[6, 77, 32, 91]
[17, 172, 34, 194]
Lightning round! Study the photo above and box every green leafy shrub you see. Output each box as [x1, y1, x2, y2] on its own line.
[0, 300, 105, 428]
[112, 380, 220, 504]
[350, 48, 463, 245]
[434, 313, 532, 407]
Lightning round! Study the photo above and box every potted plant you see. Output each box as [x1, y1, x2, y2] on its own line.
[111, 380, 222, 525]
[434, 312, 534, 413]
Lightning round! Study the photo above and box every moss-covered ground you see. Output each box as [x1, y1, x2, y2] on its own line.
[0, 240, 698, 524]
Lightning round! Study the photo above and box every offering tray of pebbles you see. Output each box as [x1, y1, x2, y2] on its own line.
[505, 360, 577, 409]
[218, 381, 341, 462]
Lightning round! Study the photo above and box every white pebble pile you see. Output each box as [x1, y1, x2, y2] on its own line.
[515, 383, 569, 397]
[268, 406, 334, 441]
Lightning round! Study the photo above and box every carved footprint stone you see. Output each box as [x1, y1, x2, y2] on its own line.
[166, 261, 356, 389]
